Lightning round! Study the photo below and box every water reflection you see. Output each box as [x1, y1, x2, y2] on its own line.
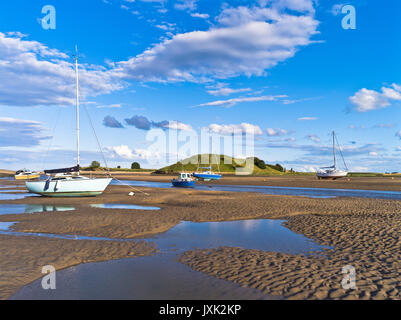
[0, 204, 76, 215]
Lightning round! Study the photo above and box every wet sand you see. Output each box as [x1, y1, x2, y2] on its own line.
[180, 208, 401, 299]
[105, 172, 401, 191]
[1, 176, 401, 299]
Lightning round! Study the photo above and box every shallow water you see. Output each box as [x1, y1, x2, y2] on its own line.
[0, 222, 16, 231]
[112, 180, 401, 200]
[0, 192, 37, 200]
[90, 203, 160, 210]
[0, 204, 160, 215]
[10, 219, 329, 299]
[0, 204, 77, 215]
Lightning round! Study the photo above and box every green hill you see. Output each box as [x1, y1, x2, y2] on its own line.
[160, 154, 284, 175]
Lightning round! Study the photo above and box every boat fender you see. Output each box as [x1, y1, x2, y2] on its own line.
[44, 177, 52, 191]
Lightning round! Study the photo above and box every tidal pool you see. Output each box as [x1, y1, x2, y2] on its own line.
[10, 219, 329, 299]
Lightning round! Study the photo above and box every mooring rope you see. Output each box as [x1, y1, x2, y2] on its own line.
[112, 177, 151, 196]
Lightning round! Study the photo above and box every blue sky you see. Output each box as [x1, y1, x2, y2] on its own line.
[0, 0, 400, 172]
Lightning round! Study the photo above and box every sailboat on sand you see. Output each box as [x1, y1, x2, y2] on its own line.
[316, 131, 348, 180]
[26, 48, 112, 197]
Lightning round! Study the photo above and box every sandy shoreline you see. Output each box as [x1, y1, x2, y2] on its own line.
[1, 176, 401, 299]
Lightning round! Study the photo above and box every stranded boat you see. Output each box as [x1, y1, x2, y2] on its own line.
[193, 166, 221, 181]
[316, 131, 348, 180]
[26, 48, 112, 197]
[171, 173, 195, 188]
[14, 169, 40, 180]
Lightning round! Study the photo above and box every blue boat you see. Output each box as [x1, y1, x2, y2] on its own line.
[171, 173, 195, 188]
[193, 166, 221, 181]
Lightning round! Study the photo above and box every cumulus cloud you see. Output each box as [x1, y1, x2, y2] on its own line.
[196, 95, 286, 108]
[266, 128, 288, 136]
[0, 117, 50, 147]
[114, 2, 319, 82]
[106, 145, 161, 160]
[208, 123, 263, 135]
[350, 84, 401, 112]
[0, 32, 124, 107]
[124, 115, 192, 131]
[103, 116, 124, 128]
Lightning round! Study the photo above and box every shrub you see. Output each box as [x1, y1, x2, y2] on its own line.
[90, 161, 100, 169]
[131, 162, 140, 169]
[254, 157, 266, 169]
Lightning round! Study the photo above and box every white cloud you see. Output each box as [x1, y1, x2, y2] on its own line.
[266, 128, 288, 136]
[207, 87, 252, 96]
[115, 3, 319, 82]
[350, 84, 401, 112]
[196, 95, 286, 108]
[190, 13, 209, 19]
[0, 32, 124, 107]
[106, 145, 161, 160]
[0, 117, 50, 147]
[162, 120, 192, 131]
[174, 0, 197, 11]
[369, 152, 378, 156]
[208, 123, 263, 135]
[297, 117, 317, 121]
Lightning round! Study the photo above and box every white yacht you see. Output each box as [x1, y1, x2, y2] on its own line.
[316, 131, 348, 180]
[26, 48, 112, 197]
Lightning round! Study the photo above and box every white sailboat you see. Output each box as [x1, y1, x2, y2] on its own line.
[316, 131, 348, 180]
[26, 48, 112, 197]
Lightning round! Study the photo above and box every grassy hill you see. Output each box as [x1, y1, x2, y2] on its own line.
[160, 154, 284, 175]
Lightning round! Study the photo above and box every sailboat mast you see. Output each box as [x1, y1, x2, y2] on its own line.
[74, 46, 80, 170]
[332, 130, 336, 168]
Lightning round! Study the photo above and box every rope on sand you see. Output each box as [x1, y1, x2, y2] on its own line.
[112, 177, 150, 196]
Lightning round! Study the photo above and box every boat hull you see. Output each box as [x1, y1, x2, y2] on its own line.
[171, 180, 195, 187]
[26, 178, 112, 197]
[316, 171, 348, 180]
[15, 174, 40, 180]
[193, 173, 222, 181]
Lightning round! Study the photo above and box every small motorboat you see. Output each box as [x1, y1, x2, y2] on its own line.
[14, 169, 40, 180]
[171, 172, 195, 187]
[193, 166, 221, 181]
